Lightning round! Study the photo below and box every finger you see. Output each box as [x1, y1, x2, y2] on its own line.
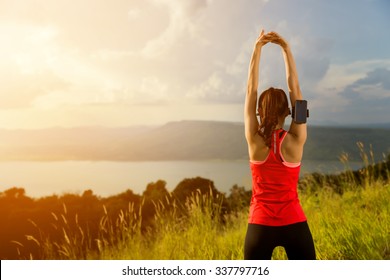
[260, 29, 265, 36]
[262, 34, 274, 41]
[272, 32, 283, 39]
[257, 29, 264, 39]
[267, 32, 278, 38]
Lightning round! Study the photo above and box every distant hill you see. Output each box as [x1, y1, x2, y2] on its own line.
[0, 121, 389, 162]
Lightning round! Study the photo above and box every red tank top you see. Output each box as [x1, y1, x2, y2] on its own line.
[248, 129, 307, 226]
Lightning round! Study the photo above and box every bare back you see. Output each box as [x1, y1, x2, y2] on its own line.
[246, 127, 305, 164]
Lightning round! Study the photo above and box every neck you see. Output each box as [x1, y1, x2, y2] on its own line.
[274, 122, 283, 130]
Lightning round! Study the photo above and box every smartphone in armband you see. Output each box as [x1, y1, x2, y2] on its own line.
[292, 100, 309, 124]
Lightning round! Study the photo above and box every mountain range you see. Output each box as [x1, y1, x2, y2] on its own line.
[0, 120, 389, 162]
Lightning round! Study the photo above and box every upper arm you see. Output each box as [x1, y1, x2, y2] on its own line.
[289, 87, 307, 147]
[288, 121, 307, 145]
[285, 88, 307, 160]
[287, 87, 306, 145]
[244, 89, 259, 143]
[283, 116, 307, 162]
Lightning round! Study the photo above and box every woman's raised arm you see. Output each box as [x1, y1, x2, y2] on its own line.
[269, 32, 306, 144]
[244, 30, 272, 143]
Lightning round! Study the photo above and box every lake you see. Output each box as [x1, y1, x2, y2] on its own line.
[0, 160, 363, 198]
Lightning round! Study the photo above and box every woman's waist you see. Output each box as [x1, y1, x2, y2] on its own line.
[251, 190, 299, 203]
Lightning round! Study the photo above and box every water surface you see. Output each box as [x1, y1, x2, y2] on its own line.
[0, 160, 363, 198]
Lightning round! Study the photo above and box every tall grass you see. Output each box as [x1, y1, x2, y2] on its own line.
[98, 190, 248, 260]
[17, 147, 390, 260]
[303, 182, 390, 259]
[32, 183, 388, 260]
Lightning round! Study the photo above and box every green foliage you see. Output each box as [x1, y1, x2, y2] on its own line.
[1, 150, 390, 260]
[100, 191, 246, 260]
[303, 182, 390, 259]
[299, 142, 390, 194]
[97, 182, 390, 260]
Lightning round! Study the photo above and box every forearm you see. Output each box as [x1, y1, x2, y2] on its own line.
[246, 46, 261, 97]
[282, 46, 302, 103]
[245, 30, 269, 141]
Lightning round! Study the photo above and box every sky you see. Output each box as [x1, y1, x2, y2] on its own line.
[0, 0, 389, 129]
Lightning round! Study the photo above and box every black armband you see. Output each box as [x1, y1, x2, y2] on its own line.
[291, 100, 309, 124]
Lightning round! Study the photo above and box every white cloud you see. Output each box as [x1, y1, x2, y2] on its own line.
[0, 23, 67, 108]
[340, 67, 390, 100]
[140, 0, 209, 58]
[186, 72, 223, 99]
[318, 60, 390, 91]
[308, 62, 390, 124]
[225, 35, 254, 76]
[0, 0, 389, 128]
[0, 20, 133, 109]
[186, 70, 245, 104]
[136, 76, 169, 104]
[127, 8, 141, 20]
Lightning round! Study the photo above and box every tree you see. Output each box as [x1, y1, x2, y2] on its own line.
[172, 177, 228, 220]
[141, 180, 171, 230]
[142, 180, 169, 202]
[172, 177, 219, 203]
[227, 184, 251, 212]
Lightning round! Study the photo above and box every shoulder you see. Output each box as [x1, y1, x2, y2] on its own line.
[246, 131, 265, 148]
[286, 123, 307, 146]
[281, 129, 306, 162]
[246, 132, 269, 161]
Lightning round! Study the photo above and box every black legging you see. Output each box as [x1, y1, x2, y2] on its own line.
[244, 221, 316, 260]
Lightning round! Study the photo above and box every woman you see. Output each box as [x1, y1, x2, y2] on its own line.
[244, 30, 316, 260]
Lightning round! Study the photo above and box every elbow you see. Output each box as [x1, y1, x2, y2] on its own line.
[287, 76, 301, 94]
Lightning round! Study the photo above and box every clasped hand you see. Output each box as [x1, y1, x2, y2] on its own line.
[255, 29, 288, 49]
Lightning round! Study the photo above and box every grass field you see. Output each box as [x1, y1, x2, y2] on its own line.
[18, 151, 390, 260]
[32, 179, 389, 260]
[95, 182, 389, 260]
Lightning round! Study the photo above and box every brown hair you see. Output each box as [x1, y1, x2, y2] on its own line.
[258, 87, 289, 147]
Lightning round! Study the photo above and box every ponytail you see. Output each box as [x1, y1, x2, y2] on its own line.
[257, 87, 289, 148]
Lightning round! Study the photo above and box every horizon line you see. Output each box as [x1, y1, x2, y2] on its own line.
[0, 119, 389, 130]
